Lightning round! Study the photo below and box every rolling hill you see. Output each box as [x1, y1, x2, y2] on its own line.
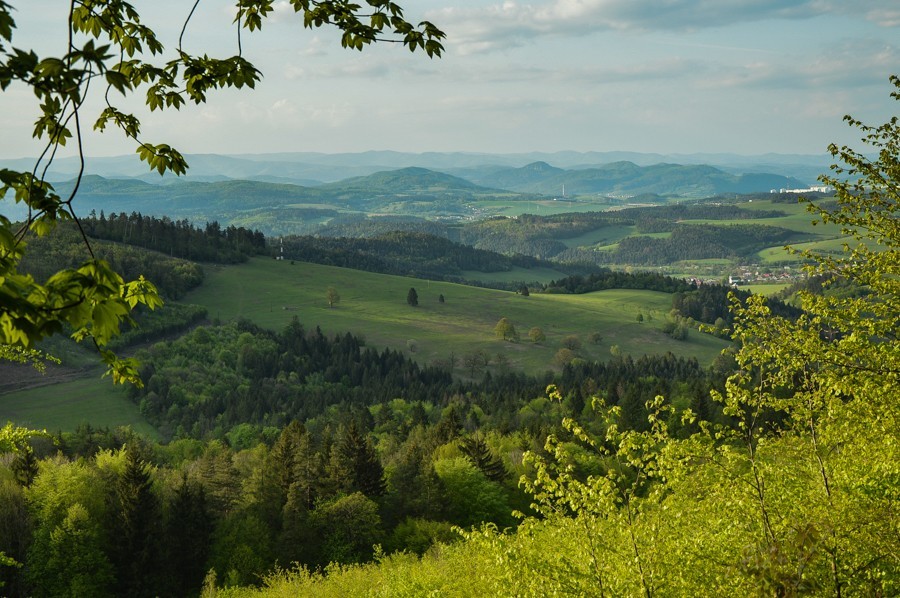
[462, 160, 808, 197]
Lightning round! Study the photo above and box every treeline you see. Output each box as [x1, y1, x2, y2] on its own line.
[129, 319, 458, 440]
[607, 223, 801, 265]
[282, 232, 544, 280]
[543, 270, 695, 295]
[106, 302, 208, 350]
[314, 215, 449, 239]
[672, 284, 802, 330]
[84, 212, 268, 264]
[542, 271, 800, 339]
[619, 203, 784, 234]
[19, 224, 204, 299]
[0, 310, 726, 596]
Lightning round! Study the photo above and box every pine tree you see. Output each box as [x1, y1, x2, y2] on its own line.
[407, 287, 419, 307]
[459, 435, 507, 483]
[10, 446, 39, 487]
[110, 450, 162, 598]
[164, 475, 212, 595]
[332, 423, 386, 498]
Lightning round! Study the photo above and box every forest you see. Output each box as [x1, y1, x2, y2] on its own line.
[0, 324, 721, 595]
[0, 0, 897, 591]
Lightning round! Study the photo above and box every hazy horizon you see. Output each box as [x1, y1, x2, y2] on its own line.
[1, 1, 898, 160]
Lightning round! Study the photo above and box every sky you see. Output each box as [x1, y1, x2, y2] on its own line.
[1, 0, 898, 159]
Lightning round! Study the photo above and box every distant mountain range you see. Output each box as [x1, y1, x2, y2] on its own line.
[0, 150, 830, 186]
[455, 161, 806, 197]
[0, 151, 822, 231]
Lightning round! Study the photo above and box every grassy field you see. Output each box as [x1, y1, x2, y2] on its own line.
[744, 283, 792, 296]
[458, 266, 570, 284]
[188, 258, 730, 373]
[682, 199, 843, 236]
[474, 198, 616, 217]
[1, 259, 731, 434]
[561, 223, 637, 248]
[0, 374, 158, 438]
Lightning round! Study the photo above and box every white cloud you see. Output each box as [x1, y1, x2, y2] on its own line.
[431, 0, 900, 54]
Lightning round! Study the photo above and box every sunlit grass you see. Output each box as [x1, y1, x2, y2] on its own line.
[187, 258, 729, 373]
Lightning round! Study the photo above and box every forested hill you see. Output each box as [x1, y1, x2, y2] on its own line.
[316, 167, 484, 193]
[49, 168, 535, 228]
[83, 212, 268, 263]
[460, 160, 808, 196]
[281, 232, 571, 284]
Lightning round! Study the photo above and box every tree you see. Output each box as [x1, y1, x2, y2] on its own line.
[33, 504, 115, 597]
[561, 335, 581, 351]
[163, 476, 212, 596]
[554, 348, 575, 366]
[407, 287, 419, 307]
[110, 449, 162, 597]
[463, 350, 490, 378]
[459, 434, 507, 483]
[493, 317, 519, 342]
[519, 285, 530, 296]
[331, 422, 386, 498]
[438, 293, 445, 304]
[0, 1, 444, 381]
[528, 326, 546, 343]
[310, 492, 382, 566]
[326, 286, 340, 308]
[433, 457, 511, 528]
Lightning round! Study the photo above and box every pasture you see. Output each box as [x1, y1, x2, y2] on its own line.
[187, 258, 730, 374]
[0, 259, 731, 433]
[0, 374, 158, 438]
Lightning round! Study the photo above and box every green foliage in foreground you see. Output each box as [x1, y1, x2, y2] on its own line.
[210, 77, 900, 598]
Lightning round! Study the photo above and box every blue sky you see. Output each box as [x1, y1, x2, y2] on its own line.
[1, 0, 898, 158]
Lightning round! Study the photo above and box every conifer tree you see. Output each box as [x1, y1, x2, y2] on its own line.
[459, 435, 507, 483]
[111, 450, 162, 597]
[335, 422, 386, 498]
[164, 475, 212, 595]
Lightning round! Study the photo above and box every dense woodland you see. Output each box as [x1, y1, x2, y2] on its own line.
[0, 321, 721, 596]
[281, 232, 553, 283]
[83, 212, 268, 264]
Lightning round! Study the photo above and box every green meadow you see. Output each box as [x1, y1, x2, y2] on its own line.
[188, 257, 729, 373]
[682, 198, 844, 236]
[0, 374, 158, 438]
[1, 258, 730, 433]
[474, 198, 616, 217]
[458, 266, 570, 284]
[561, 223, 637, 248]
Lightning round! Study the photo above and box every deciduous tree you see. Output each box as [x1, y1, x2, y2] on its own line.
[326, 286, 340, 308]
[493, 317, 518, 342]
